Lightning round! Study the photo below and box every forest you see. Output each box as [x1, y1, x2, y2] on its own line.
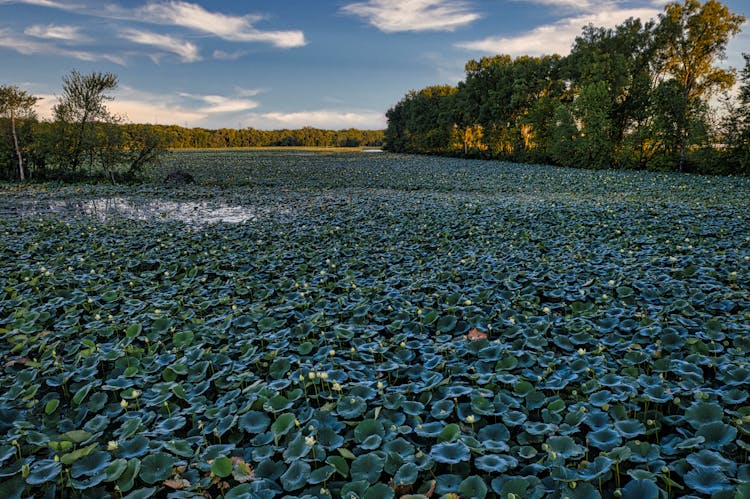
[384, 0, 749, 175]
[0, 72, 383, 182]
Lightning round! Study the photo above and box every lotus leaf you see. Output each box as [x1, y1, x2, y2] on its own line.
[685, 402, 724, 429]
[695, 421, 738, 449]
[122, 487, 156, 499]
[475, 454, 518, 473]
[430, 441, 470, 464]
[560, 482, 602, 499]
[547, 436, 584, 458]
[25, 459, 61, 485]
[683, 468, 731, 495]
[337, 396, 367, 419]
[280, 460, 311, 491]
[491, 476, 546, 498]
[138, 452, 175, 484]
[614, 419, 646, 439]
[686, 449, 736, 473]
[351, 453, 385, 483]
[71, 451, 111, 478]
[309, 465, 336, 484]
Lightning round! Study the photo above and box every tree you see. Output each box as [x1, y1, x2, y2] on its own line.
[567, 18, 660, 168]
[574, 81, 615, 169]
[0, 85, 39, 181]
[52, 70, 118, 174]
[721, 54, 750, 174]
[656, 0, 745, 170]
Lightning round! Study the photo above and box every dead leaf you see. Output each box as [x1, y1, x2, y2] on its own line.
[164, 479, 190, 490]
[467, 328, 487, 341]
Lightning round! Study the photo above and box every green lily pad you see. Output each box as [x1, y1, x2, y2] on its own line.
[280, 460, 311, 491]
[394, 462, 419, 485]
[71, 451, 111, 478]
[685, 402, 724, 429]
[211, 456, 233, 478]
[139, 452, 175, 484]
[25, 459, 61, 485]
[458, 475, 488, 499]
[351, 453, 385, 483]
[430, 441, 471, 464]
[475, 454, 518, 473]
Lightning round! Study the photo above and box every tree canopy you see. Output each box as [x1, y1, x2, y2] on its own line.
[384, 0, 747, 175]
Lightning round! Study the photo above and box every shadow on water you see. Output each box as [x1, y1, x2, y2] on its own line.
[0, 196, 291, 224]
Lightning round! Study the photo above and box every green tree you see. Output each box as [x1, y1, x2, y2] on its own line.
[52, 70, 118, 175]
[0, 85, 39, 181]
[567, 18, 660, 168]
[722, 54, 750, 174]
[549, 104, 578, 167]
[574, 81, 615, 169]
[656, 0, 745, 170]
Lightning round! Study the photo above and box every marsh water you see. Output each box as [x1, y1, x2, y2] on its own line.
[0, 196, 289, 224]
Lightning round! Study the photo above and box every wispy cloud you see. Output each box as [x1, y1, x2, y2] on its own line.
[245, 109, 386, 130]
[342, 0, 480, 33]
[457, 7, 660, 56]
[0, 0, 81, 9]
[177, 92, 259, 114]
[24, 24, 88, 42]
[212, 49, 246, 61]
[2, 0, 306, 62]
[512, 0, 595, 9]
[0, 27, 124, 63]
[129, 1, 306, 48]
[119, 29, 200, 62]
[34, 86, 262, 126]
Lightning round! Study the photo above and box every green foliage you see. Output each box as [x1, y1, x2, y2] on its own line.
[384, 0, 748, 175]
[1, 150, 749, 496]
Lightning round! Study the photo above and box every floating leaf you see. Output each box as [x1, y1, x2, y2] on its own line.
[280, 460, 311, 491]
[430, 441, 470, 464]
[351, 453, 384, 483]
[25, 459, 61, 485]
[139, 452, 175, 484]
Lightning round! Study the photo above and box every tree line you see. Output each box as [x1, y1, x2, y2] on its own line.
[124, 124, 384, 150]
[0, 73, 383, 182]
[385, 0, 749, 175]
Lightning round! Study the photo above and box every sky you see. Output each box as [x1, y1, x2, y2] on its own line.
[1, 0, 748, 130]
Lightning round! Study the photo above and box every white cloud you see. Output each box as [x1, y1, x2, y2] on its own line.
[342, 0, 480, 32]
[24, 24, 88, 42]
[513, 0, 595, 8]
[244, 110, 386, 130]
[177, 92, 259, 114]
[119, 29, 200, 62]
[0, 0, 81, 9]
[0, 27, 124, 63]
[212, 49, 246, 61]
[457, 7, 660, 56]
[35, 86, 264, 127]
[131, 1, 306, 48]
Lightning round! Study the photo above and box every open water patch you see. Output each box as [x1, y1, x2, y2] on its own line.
[0, 196, 293, 224]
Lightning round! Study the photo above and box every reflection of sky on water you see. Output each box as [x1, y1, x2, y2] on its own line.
[2, 197, 291, 224]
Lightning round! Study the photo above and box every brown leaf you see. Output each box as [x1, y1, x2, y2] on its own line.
[424, 479, 437, 497]
[467, 328, 487, 341]
[164, 479, 190, 490]
[4, 357, 32, 367]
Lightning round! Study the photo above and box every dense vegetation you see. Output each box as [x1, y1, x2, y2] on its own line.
[385, 0, 749, 175]
[129, 125, 384, 150]
[1, 150, 749, 498]
[0, 75, 383, 183]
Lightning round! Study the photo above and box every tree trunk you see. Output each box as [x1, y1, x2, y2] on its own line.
[678, 133, 686, 173]
[10, 109, 24, 182]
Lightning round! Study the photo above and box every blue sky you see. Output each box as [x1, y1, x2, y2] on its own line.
[1, 0, 748, 129]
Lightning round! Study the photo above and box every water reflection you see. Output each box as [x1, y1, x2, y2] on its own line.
[2, 196, 290, 224]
